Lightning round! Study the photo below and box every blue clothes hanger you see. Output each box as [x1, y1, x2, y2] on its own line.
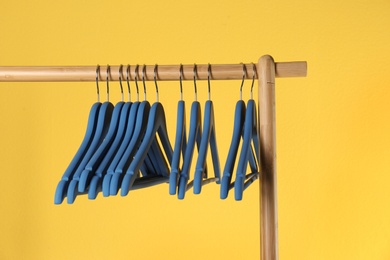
[234, 64, 261, 200]
[120, 101, 173, 196]
[177, 101, 202, 199]
[192, 64, 221, 195]
[54, 65, 104, 204]
[169, 64, 187, 195]
[169, 100, 186, 194]
[110, 64, 167, 196]
[220, 65, 258, 199]
[220, 100, 245, 199]
[100, 70, 147, 196]
[66, 65, 114, 204]
[86, 65, 133, 199]
[233, 99, 260, 200]
[77, 101, 125, 192]
[176, 64, 210, 199]
[54, 102, 100, 204]
[109, 96, 151, 195]
[192, 99, 220, 194]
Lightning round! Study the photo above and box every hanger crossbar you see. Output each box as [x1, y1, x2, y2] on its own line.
[0, 62, 306, 82]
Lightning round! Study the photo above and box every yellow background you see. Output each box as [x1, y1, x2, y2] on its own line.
[0, 0, 389, 259]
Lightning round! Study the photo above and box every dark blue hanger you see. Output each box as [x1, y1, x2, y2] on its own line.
[120, 101, 173, 196]
[66, 65, 114, 204]
[169, 64, 187, 195]
[220, 65, 258, 199]
[234, 64, 260, 200]
[192, 64, 220, 194]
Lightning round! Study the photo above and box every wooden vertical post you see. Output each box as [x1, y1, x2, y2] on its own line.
[258, 55, 278, 260]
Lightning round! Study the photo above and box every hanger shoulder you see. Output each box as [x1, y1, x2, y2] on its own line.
[177, 101, 201, 199]
[193, 100, 220, 194]
[101, 102, 139, 197]
[78, 102, 125, 192]
[86, 102, 131, 199]
[54, 102, 100, 204]
[121, 102, 172, 196]
[220, 100, 246, 199]
[169, 101, 187, 195]
[108, 102, 151, 195]
[234, 99, 260, 200]
[66, 102, 114, 204]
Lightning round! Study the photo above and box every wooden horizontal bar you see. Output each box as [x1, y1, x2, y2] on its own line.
[0, 62, 307, 82]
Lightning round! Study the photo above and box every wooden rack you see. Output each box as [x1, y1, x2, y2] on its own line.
[0, 55, 308, 260]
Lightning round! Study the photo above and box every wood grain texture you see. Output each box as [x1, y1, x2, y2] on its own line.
[258, 55, 278, 260]
[0, 62, 306, 82]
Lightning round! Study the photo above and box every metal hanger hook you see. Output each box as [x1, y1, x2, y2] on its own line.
[142, 64, 147, 101]
[179, 64, 184, 101]
[126, 64, 131, 102]
[240, 63, 247, 100]
[154, 64, 159, 102]
[193, 63, 198, 101]
[251, 63, 257, 99]
[207, 63, 211, 100]
[134, 64, 140, 101]
[118, 64, 124, 102]
[106, 64, 110, 102]
[95, 65, 100, 102]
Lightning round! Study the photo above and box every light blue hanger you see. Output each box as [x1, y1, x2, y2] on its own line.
[193, 64, 220, 194]
[87, 65, 132, 199]
[220, 64, 257, 199]
[177, 64, 209, 199]
[66, 65, 114, 204]
[54, 66, 102, 204]
[169, 64, 187, 195]
[234, 64, 260, 200]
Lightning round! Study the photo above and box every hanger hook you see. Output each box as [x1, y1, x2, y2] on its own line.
[126, 64, 131, 102]
[179, 64, 184, 101]
[240, 63, 247, 100]
[154, 64, 159, 102]
[134, 64, 140, 101]
[106, 64, 110, 101]
[251, 63, 257, 99]
[142, 64, 147, 101]
[118, 64, 124, 102]
[96, 65, 100, 102]
[207, 63, 211, 100]
[193, 63, 198, 101]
